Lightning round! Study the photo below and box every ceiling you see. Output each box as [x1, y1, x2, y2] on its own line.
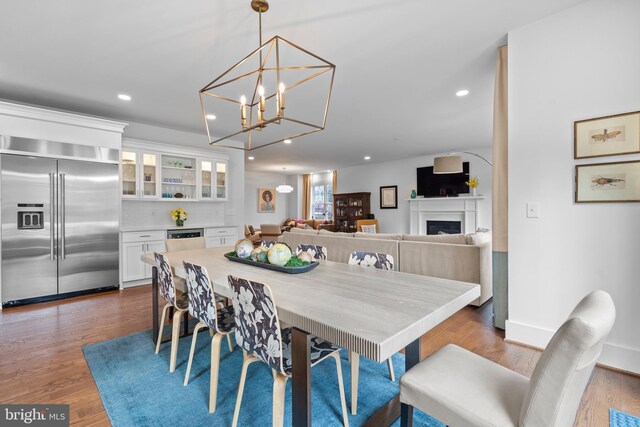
[0, 0, 585, 173]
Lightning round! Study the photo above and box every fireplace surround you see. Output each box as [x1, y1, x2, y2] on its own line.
[408, 196, 484, 235]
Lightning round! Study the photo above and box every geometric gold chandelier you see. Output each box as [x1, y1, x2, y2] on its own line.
[199, 0, 336, 151]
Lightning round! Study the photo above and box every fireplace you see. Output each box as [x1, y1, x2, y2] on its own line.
[426, 220, 462, 235]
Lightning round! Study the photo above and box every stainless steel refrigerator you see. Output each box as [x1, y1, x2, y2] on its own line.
[1, 153, 119, 306]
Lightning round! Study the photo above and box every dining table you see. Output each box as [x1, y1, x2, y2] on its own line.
[142, 246, 480, 427]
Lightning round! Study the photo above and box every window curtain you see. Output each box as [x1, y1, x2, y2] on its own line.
[332, 170, 337, 194]
[492, 45, 508, 329]
[302, 174, 312, 219]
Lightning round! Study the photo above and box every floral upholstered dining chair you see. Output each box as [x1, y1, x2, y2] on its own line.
[346, 250, 396, 415]
[348, 251, 394, 271]
[227, 275, 349, 427]
[154, 252, 189, 373]
[182, 261, 235, 413]
[295, 244, 328, 260]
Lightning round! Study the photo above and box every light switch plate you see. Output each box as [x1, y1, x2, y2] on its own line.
[526, 202, 540, 218]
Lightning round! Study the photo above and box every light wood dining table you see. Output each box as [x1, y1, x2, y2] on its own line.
[142, 246, 480, 427]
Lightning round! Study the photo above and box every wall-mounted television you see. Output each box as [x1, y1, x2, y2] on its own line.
[417, 162, 470, 197]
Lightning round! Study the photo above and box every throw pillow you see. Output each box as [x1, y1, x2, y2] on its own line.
[361, 224, 377, 234]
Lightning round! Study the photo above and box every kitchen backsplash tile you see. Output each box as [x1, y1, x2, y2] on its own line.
[122, 201, 225, 229]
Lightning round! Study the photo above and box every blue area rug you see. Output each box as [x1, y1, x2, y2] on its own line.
[83, 330, 443, 426]
[611, 409, 640, 427]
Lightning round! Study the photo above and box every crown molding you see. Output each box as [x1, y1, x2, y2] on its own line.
[122, 137, 230, 160]
[0, 100, 128, 134]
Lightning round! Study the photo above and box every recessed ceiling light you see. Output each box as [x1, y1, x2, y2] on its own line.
[206, 114, 217, 120]
[456, 89, 469, 97]
[283, 139, 292, 144]
[117, 94, 132, 101]
[248, 156, 255, 160]
[326, 170, 332, 173]
[364, 156, 371, 160]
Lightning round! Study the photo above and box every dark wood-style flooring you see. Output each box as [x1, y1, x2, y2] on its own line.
[0, 286, 638, 426]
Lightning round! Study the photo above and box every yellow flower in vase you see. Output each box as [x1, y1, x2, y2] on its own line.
[171, 207, 188, 226]
[465, 177, 479, 196]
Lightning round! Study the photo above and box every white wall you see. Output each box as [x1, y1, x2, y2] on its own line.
[244, 171, 290, 228]
[337, 149, 493, 234]
[507, 0, 640, 373]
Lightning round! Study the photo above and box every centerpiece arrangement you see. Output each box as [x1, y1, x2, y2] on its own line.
[225, 239, 319, 274]
[171, 207, 188, 226]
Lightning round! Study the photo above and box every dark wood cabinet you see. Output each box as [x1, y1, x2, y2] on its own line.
[333, 192, 371, 232]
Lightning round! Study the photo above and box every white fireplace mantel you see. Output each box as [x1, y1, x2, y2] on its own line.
[407, 196, 485, 235]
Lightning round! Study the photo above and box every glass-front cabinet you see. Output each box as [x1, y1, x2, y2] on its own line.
[121, 150, 160, 199]
[215, 162, 227, 200]
[121, 142, 229, 202]
[199, 159, 228, 201]
[121, 151, 138, 198]
[141, 153, 160, 198]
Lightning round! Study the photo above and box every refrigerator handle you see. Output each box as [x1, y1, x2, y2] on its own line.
[59, 172, 66, 260]
[49, 172, 56, 261]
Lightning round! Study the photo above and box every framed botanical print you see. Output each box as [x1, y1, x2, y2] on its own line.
[575, 160, 640, 203]
[574, 111, 640, 159]
[258, 188, 276, 212]
[380, 185, 398, 209]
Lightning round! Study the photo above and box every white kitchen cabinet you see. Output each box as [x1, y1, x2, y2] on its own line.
[121, 150, 161, 199]
[122, 242, 147, 281]
[122, 139, 230, 203]
[144, 241, 166, 276]
[198, 159, 228, 202]
[205, 227, 237, 248]
[121, 231, 166, 284]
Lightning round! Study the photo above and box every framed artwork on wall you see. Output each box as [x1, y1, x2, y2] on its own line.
[574, 111, 640, 159]
[258, 187, 276, 212]
[575, 160, 640, 203]
[380, 185, 398, 209]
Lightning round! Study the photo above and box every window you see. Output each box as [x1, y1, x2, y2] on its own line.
[312, 184, 333, 220]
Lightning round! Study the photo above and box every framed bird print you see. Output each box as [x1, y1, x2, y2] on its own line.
[574, 111, 640, 159]
[575, 160, 640, 203]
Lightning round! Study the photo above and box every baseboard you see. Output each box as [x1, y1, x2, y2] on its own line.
[122, 279, 151, 289]
[506, 319, 640, 375]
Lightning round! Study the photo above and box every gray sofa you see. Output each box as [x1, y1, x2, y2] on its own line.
[280, 228, 492, 306]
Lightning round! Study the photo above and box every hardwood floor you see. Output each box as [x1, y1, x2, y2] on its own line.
[1, 286, 638, 426]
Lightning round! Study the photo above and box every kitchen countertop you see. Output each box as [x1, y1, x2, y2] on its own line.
[121, 224, 237, 233]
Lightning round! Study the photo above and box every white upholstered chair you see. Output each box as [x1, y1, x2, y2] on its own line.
[399, 290, 616, 427]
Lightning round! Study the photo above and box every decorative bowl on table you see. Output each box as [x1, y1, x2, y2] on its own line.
[224, 243, 318, 274]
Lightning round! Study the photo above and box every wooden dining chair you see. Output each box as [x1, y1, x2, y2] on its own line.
[166, 238, 229, 309]
[347, 251, 396, 415]
[182, 261, 235, 413]
[154, 253, 189, 373]
[295, 244, 328, 260]
[165, 236, 206, 252]
[228, 275, 349, 427]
